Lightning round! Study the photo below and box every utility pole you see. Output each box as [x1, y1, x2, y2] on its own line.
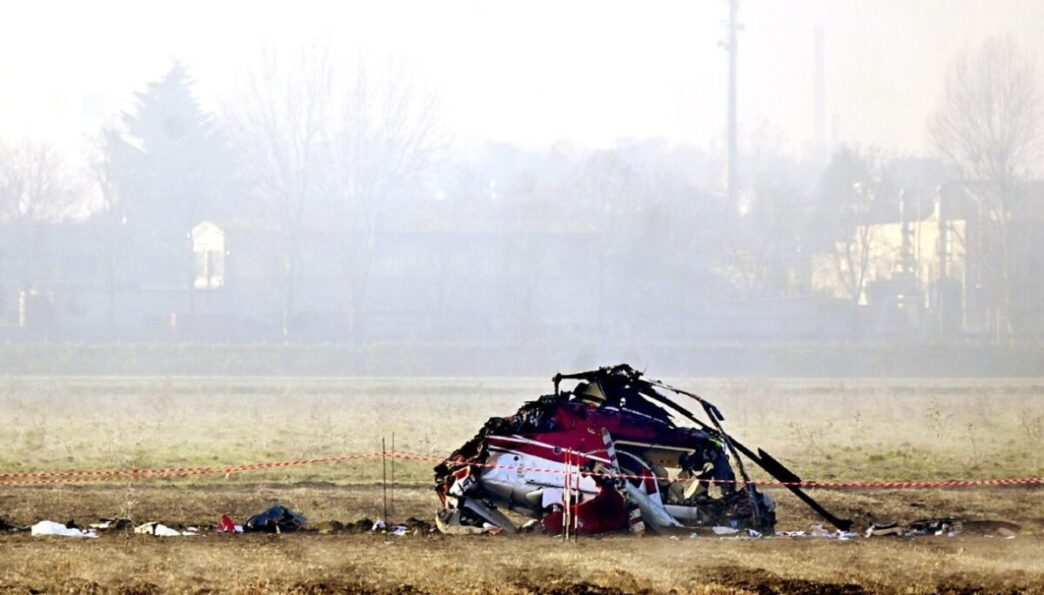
[724, 0, 740, 211]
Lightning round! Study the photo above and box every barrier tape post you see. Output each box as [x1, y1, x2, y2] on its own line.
[381, 437, 388, 522]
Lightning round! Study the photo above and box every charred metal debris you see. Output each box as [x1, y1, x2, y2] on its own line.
[434, 364, 852, 535]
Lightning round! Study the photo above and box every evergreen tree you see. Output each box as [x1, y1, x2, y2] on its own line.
[114, 62, 235, 234]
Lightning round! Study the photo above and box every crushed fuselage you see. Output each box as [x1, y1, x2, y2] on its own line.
[435, 365, 782, 535]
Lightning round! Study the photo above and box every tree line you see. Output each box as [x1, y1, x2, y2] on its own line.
[0, 37, 1040, 340]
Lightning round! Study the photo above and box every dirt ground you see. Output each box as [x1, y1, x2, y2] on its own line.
[2, 376, 1043, 593]
[2, 483, 1043, 594]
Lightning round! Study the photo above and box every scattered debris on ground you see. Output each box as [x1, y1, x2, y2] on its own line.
[865, 517, 1021, 539]
[244, 504, 306, 533]
[90, 518, 133, 532]
[9, 510, 441, 539]
[134, 522, 199, 537]
[314, 519, 343, 534]
[0, 518, 25, 532]
[216, 514, 243, 533]
[342, 518, 375, 533]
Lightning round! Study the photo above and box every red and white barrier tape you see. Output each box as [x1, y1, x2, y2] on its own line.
[2, 450, 1042, 489]
[405, 452, 1044, 489]
[0, 452, 383, 486]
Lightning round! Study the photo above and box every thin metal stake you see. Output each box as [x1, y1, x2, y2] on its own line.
[564, 449, 571, 541]
[381, 437, 388, 521]
[390, 432, 395, 517]
[573, 453, 579, 537]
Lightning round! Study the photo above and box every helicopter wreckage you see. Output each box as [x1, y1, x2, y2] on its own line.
[434, 364, 852, 535]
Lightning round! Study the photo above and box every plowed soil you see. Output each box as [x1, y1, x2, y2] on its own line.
[2, 483, 1043, 594]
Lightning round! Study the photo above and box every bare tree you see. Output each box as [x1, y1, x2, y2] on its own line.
[328, 59, 441, 341]
[725, 125, 814, 301]
[89, 129, 124, 219]
[230, 46, 439, 341]
[87, 128, 132, 335]
[928, 36, 1042, 338]
[0, 139, 78, 332]
[835, 184, 877, 305]
[0, 140, 77, 222]
[230, 44, 335, 338]
[814, 146, 887, 306]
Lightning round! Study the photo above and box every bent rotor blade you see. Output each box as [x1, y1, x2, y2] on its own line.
[634, 381, 853, 531]
[755, 448, 852, 532]
[461, 498, 517, 534]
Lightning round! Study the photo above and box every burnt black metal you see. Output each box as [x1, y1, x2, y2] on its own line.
[557, 364, 852, 532]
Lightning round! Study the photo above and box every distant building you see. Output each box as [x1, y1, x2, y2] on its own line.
[813, 177, 1044, 337]
[2, 170, 1041, 343]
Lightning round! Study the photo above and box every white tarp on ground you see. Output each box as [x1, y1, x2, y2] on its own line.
[30, 521, 97, 538]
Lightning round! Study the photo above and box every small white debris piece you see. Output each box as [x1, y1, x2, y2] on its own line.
[712, 526, 740, 535]
[801, 524, 860, 540]
[371, 519, 386, 531]
[390, 525, 409, 537]
[31, 521, 96, 538]
[810, 524, 833, 538]
[134, 522, 197, 536]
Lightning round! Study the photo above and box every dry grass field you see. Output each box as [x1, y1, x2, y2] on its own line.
[1, 376, 1044, 593]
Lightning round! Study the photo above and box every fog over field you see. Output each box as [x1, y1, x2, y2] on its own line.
[0, 1, 1042, 376]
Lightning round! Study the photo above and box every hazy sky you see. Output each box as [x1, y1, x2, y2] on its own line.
[2, 0, 1042, 161]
